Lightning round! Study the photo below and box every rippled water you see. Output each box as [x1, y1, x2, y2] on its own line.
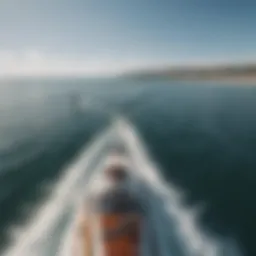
[0, 78, 256, 255]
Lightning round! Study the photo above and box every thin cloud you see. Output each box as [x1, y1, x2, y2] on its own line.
[0, 50, 154, 77]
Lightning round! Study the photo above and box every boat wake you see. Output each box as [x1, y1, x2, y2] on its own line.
[2, 118, 242, 256]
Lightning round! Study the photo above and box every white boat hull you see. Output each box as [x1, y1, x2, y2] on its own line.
[3, 118, 241, 256]
[69, 118, 221, 256]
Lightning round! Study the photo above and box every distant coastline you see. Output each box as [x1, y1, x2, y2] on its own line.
[123, 64, 256, 85]
[180, 75, 256, 85]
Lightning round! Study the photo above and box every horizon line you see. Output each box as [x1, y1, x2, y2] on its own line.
[0, 59, 256, 79]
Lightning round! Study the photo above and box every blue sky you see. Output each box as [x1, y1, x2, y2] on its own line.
[0, 0, 256, 76]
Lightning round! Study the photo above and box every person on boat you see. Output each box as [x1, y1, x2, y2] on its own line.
[74, 158, 145, 256]
[95, 159, 144, 234]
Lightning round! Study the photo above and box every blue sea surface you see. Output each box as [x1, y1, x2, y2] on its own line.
[0, 77, 256, 255]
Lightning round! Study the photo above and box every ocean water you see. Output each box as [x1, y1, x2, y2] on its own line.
[0, 77, 256, 256]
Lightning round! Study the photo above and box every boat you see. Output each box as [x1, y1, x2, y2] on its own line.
[68, 117, 215, 256]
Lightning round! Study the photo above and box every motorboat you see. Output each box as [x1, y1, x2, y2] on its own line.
[68, 118, 213, 256]
[3, 117, 237, 256]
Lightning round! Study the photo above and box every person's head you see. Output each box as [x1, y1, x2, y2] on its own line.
[105, 163, 129, 185]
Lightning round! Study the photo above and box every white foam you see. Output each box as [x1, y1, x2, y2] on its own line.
[118, 118, 242, 256]
[2, 126, 112, 256]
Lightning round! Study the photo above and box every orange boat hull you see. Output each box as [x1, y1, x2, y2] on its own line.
[101, 214, 141, 256]
[81, 214, 141, 256]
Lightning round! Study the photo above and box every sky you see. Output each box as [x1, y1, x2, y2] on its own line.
[0, 0, 256, 76]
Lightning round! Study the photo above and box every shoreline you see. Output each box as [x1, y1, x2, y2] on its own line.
[127, 75, 256, 86]
[169, 76, 256, 85]
[123, 64, 256, 86]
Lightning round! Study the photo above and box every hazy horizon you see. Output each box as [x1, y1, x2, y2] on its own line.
[1, 0, 256, 77]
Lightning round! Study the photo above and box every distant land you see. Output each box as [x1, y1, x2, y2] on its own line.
[123, 64, 256, 84]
